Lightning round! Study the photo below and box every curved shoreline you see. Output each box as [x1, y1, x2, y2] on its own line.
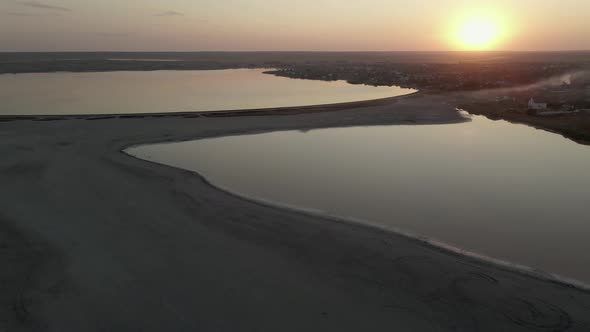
[125, 130, 590, 294]
[2, 92, 590, 331]
[188, 175, 590, 293]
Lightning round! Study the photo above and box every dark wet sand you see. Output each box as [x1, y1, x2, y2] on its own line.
[1, 93, 589, 331]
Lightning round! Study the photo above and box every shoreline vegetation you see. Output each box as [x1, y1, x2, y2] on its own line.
[457, 99, 590, 145]
[1, 91, 590, 330]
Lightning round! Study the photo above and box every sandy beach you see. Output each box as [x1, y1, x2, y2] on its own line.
[1, 93, 589, 331]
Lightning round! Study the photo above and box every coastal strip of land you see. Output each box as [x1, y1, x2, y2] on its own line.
[1, 93, 590, 331]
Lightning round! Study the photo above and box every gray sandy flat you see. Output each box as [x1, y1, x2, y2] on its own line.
[1, 94, 589, 331]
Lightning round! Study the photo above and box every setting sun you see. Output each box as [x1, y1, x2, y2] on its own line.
[454, 16, 503, 50]
[459, 18, 498, 49]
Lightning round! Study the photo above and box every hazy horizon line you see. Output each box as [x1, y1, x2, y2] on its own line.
[1, 49, 590, 54]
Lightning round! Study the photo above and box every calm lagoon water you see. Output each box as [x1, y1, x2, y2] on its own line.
[0, 69, 413, 115]
[128, 114, 590, 284]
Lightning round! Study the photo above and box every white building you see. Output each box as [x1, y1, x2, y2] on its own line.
[528, 98, 547, 110]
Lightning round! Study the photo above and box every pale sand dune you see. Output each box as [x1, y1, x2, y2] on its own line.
[1, 94, 589, 331]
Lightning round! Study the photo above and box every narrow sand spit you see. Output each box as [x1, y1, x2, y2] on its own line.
[1, 93, 589, 331]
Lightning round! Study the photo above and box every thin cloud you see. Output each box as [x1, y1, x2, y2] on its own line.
[155, 10, 184, 17]
[96, 32, 130, 37]
[0, 10, 36, 16]
[19, 1, 71, 12]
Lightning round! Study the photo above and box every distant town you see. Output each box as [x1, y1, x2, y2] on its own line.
[263, 55, 590, 143]
[267, 61, 590, 109]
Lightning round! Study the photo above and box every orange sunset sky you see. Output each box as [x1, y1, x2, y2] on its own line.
[1, 0, 589, 51]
